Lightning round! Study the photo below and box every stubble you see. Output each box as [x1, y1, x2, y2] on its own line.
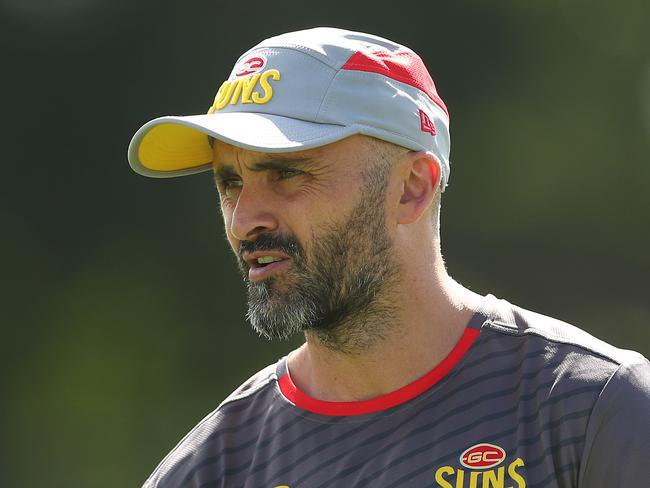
[238, 151, 402, 354]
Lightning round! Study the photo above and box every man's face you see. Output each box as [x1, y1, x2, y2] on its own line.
[212, 136, 403, 348]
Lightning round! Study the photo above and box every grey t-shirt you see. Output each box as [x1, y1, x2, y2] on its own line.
[142, 296, 650, 487]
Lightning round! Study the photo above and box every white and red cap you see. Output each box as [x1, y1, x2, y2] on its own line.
[128, 27, 451, 190]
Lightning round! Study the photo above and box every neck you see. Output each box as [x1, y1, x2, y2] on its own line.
[288, 252, 484, 403]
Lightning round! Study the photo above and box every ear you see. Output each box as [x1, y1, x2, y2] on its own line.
[397, 152, 441, 224]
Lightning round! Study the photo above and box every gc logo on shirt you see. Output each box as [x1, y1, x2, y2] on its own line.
[434, 443, 527, 488]
[270, 444, 526, 488]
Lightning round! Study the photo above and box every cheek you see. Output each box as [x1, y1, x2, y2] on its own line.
[295, 179, 356, 219]
[219, 207, 239, 252]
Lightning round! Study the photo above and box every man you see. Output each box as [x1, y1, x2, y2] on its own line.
[128, 28, 650, 487]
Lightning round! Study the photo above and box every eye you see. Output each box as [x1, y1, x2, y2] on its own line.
[215, 178, 243, 199]
[277, 168, 303, 180]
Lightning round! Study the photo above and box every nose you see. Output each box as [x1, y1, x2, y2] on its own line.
[229, 183, 279, 241]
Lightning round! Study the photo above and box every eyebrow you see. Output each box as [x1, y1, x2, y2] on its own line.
[213, 157, 317, 181]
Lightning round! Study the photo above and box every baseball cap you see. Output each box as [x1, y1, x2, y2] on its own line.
[128, 27, 451, 190]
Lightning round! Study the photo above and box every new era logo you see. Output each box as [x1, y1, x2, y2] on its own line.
[419, 109, 436, 136]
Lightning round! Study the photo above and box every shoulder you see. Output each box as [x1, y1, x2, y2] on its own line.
[481, 296, 646, 369]
[142, 361, 281, 488]
[473, 297, 650, 483]
[476, 296, 649, 409]
[221, 360, 279, 405]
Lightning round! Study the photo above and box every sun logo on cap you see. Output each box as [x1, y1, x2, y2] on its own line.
[235, 54, 267, 77]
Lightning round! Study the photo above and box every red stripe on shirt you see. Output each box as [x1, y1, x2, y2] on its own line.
[278, 327, 480, 416]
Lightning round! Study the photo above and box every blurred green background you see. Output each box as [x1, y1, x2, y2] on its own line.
[2, 0, 648, 486]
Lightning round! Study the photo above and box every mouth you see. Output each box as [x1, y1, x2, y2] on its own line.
[244, 252, 292, 282]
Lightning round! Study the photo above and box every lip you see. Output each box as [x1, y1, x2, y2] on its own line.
[243, 250, 290, 266]
[248, 258, 291, 282]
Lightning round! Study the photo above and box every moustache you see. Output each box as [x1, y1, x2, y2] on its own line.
[238, 233, 305, 265]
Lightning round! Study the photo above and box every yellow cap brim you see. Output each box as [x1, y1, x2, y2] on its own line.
[128, 119, 214, 178]
[128, 113, 351, 178]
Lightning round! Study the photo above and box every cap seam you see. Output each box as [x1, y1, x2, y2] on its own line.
[253, 42, 342, 69]
[315, 67, 345, 122]
[315, 70, 448, 147]
[317, 69, 449, 123]
[351, 124, 427, 150]
[340, 69, 449, 118]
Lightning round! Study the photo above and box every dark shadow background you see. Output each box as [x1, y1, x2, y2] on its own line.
[2, 0, 648, 486]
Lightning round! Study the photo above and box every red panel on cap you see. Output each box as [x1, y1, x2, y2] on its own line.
[342, 49, 449, 116]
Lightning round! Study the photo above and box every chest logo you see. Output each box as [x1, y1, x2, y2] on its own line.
[460, 443, 506, 469]
[434, 443, 527, 488]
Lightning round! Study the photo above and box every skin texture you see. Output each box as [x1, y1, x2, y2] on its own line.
[212, 135, 483, 402]
[233, 156, 401, 353]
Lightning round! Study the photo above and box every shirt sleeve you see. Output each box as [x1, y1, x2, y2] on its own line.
[579, 354, 650, 487]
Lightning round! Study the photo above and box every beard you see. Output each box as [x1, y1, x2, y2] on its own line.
[236, 164, 401, 353]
